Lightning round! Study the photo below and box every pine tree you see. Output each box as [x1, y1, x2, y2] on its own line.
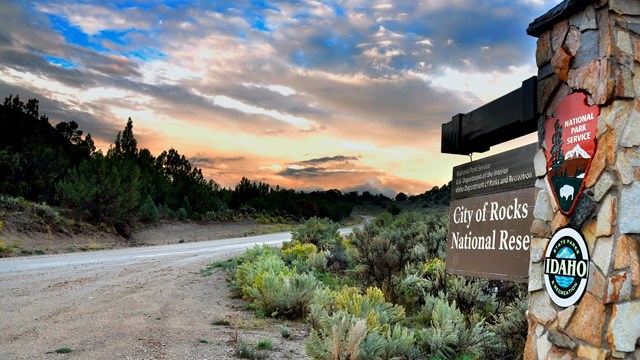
[550, 119, 564, 167]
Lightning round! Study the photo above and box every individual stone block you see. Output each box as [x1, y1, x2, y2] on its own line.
[531, 219, 552, 238]
[569, 194, 596, 230]
[569, 4, 597, 30]
[529, 290, 557, 326]
[593, 171, 615, 201]
[536, 31, 553, 67]
[619, 111, 640, 147]
[524, 315, 537, 360]
[608, 300, 640, 353]
[536, 330, 552, 359]
[573, 29, 599, 68]
[568, 58, 615, 105]
[615, 151, 634, 184]
[595, 195, 616, 237]
[528, 262, 544, 292]
[530, 237, 548, 263]
[615, 64, 635, 99]
[587, 266, 607, 300]
[533, 190, 554, 222]
[557, 305, 575, 329]
[583, 220, 598, 254]
[619, 182, 640, 234]
[585, 143, 606, 188]
[563, 26, 581, 56]
[547, 347, 573, 360]
[610, 0, 640, 15]
[551, 46, 572, 82]
[616, 29, 634, 54]
[577, 344, 608, 360]
[603, 99, 632, 135]
[592, 236, 614, 274]
[547, 329, 576, 350]
[552, 19, 569, 51]
[597, 8, 614, 58]
[534, 149, 547, 177]
[614, 235, 640, 286]
[606, 271, 632, 303]
[551, 211, 569, 232]
[567, 292, 605, 347]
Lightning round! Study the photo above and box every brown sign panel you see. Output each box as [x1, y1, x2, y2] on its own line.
[447, 143, 537, 282]
[544, 92, 599, 215]
[452, 143, 537, 200]
[446, 187, 535, 282]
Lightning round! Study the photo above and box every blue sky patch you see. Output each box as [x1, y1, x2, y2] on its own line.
[44, 55, 77, 68]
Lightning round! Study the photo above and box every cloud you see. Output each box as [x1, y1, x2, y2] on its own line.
[189, 154, 246, 169]
[300, 155, 360, 165]
[0, 0, 553, 195]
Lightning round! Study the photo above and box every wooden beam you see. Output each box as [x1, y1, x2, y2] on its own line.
[441, 76, 538, 155]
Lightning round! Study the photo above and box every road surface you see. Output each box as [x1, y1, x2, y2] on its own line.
[0, 227, 355, 359]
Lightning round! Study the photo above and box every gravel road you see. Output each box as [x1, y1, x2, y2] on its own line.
[0, 229, 352, 360]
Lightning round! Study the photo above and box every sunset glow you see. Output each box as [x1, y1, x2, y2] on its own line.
[0, 0, 561, 196]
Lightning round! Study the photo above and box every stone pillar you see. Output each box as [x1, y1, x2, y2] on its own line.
[526, 0, 640, 359]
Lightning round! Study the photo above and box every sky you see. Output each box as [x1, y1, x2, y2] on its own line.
[0, 0, 562, 197]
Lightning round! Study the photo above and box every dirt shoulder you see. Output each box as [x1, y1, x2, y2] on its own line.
[1, 217, 290, 256]
[0, 255, 311, 359]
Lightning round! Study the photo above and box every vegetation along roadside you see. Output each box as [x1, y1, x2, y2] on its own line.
[212, 211, 528, 360]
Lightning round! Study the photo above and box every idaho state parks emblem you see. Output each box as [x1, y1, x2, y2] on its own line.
[544, 92, 600, 215]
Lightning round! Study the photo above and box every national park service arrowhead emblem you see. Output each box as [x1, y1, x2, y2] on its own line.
[544, 92, 599, 215]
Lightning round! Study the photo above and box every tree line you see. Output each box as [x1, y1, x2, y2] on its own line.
[0, 95, 452, 234]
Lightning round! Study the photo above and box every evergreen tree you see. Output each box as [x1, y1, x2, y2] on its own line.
[57, 153, 140, 224]
[112, 117, 138, 159]
[550, 119, 564, 167]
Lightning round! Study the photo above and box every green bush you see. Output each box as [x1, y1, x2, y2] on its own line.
[176, 207, 188, 221]
[233, 245, 320, 319]
[350, 211, 448, 300]
[0, 194, 24, 211]
[416, 295, 500, 359]
[139, 195, 159, 223]
[306, 311, 418, 360]
[309, 287, 405, 333]
[292, 217, 340, 251]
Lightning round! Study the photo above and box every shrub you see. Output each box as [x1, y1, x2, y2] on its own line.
[306, 311, 418, 360]
[234, 245, 320, 319]
[31, 202, 58, 220]
[488, 294, 528, 359]
[309, 287, 405, 333]
[306, 312, 368, 360]
[279, 325, 292, 339]
[0, 194, 25, 211]
[416, 295, 500, 359]
[245, 270, 320, 319]
[282, 241, 317, 265]
[350, 211, 448, 299]
[235, 340, 267, 360]
[176, 207, 188, 221]
[292, 217, 340, 251]
[139, 195, 159, 223]
[256, 339, 273, 350]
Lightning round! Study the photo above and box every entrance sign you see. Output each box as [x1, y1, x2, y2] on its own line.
[446, 144, 537, 282]
[543, 227, 590, 307]
[544, 92, 599, 215]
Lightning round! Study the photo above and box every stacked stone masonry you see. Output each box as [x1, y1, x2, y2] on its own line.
[527, 0, 640, 359]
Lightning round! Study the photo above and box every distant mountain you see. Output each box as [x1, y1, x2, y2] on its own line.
[565, 144, 590, 160]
